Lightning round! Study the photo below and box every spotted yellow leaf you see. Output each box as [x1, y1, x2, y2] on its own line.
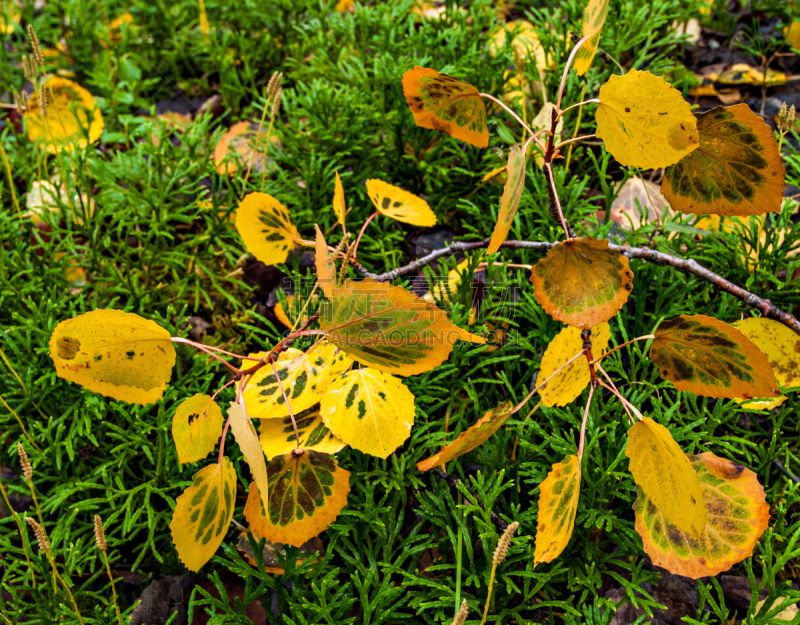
[259, 406, 345, 459]
[487, 144, 526, 254]
[320, 278, 486, 376]
[172, 394, 224, 464]
[49, 309, 176, 405]
[243, 451, 351, 547]
[366, 179, 437, 227]
[228, 402, 269, 511]
[320, 368, 415, 458]
[315, 224, 336, 299]
[649, 315, 779, 400]
[538, 323, 611, 407]
[243, 341, 352, 420]
[596, 70, 699, 169]
[626, 417, 706, 537]
[402, 66, 489, 148]
[661, 104, 784, 217]
[634, 452, 769, 578]
[170, 457, 236, 572]
[573, 0, 609, 75]
[416, 402, 512, 471]
[25, 77, 103, 153]
[235, 192, 299, 266]
[534, 455, 581, 567]
[333, 171, 346, 227]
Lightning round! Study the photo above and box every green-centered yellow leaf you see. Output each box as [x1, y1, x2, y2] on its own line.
[172, 394, 224, 464]
[333, 171, 346, 226]
[634, 452, 769, 578]
[366, 179, 437, 227]
[25, 77, 103, 153]
[320, 278, 486, 376]
[49, 309, 176, 405]
[573, 0, 609, 76]
[595, 70, 699, 169]
[243, 340, 352, 420]
[538, 323, 611, 407]
[228, 402, 269, 511]
[416, 402, 512, 471]
[649, 315, 779, 400]
[235, 192, 299, 266]
[315, 224, 336, 299]
[487, 144, 526, 254]
[530, 237, 634, 329]
[402, 66, 489, 148]
[320, 368, 415, 458]
[169, 457, 236, 572]
[626, 416, 706, 537]
[661, 104, 785, 217]
[534, 455, 581, 567]
[243, 451, 351, 547]
[260, 406, 345, 459]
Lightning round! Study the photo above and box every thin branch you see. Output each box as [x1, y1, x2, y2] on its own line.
[554, 134, 596, 151]
[773, 458, 800, 485]
[590, 335, 655, 365]
[479, 93, 547, 153]
[556, 99, 600, 121]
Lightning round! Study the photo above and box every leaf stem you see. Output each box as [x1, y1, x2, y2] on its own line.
[511, 349, 586, 415]
[352, 211, 379, 259]
[479, 93, 547, 153]
[554, 134, 596, 151]
[169, 337, 244, 373]
[595, 362, 644, 423]
[271, 360, 301, 450]
[556, 99, 599, 121]
[590, 335, 655, 365]
[577, 384, 595, 459]
[555, 36, 588, 113]
[543, 163, 572, 241]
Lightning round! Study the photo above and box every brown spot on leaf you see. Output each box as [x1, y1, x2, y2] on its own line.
[57, 337, 81, 360]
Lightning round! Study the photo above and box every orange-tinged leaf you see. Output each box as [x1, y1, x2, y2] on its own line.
[417, 402, 512, 471]
[320, 368, 416, 458]
[172, 394, 224, 464]
[573, 0, 609, 76]
[274, 293, 318, 329]
[228, 402, 269, 511]
[259, 406, 345, 459]
[402, 66, 489, 148]
[534, 455, 581, 567]
[49, 309, 176, 405]
[235, 192, 299, 266]
[661, 104, 784, 216]
[487, 144, 526, 254]
[530, 237, 634, 329]
[244, 341, 352, 420]
[170, 458, 236, 572]
[320, 278, 485, 376]
[25, 77, 103, 153]
[626, 417, 706, 537]
[538, 323, 611, 407]
[333, 171, 346, 227]
[315, 224, 336, 299]
[243, 451, 351, 547]
[596, 70, 699, 169]
[634, 452, 769, 578]
[213, 121, 279, 175]
[366, 179, 437, 227]
[649, 315, 779, 399]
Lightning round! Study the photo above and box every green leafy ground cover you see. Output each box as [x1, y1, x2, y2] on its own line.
[1, 0, 799, 622]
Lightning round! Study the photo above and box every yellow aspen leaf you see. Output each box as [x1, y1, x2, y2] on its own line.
[487, 21, 550, 73]
[235, 192, 299, 266]
[244, 341, 352, 420]
[530, 237, 633, 329]
[713, 64, 786, 87]
[402, 66, 489, 148]
[487, 144, 526, 254]
[423, 258, 472, 305]
[534, 455, 581, 567]
[573, 0, 609, 76]
[315, 224, 336, 300]
[416, 402, 513, 471]
[366, 179, 437, 227]
[661, 104, 784, 217]
[228, 402, 269, 511]
[25, 77, 103, 154]
[634, 452, 769, 578]
[755, 598, 798, 622]
[786, 21, 800, 50]
[0, 1, 21, 34]
[333, 171, 346, 227]
[49, 309, 176, 405]
[320, 368, 415, 458]
[235, 530, 323, 573]
[538, 323, 611, 407]
[243, 451, 351, 547]
[170, 457, 236, 572]
[610, 177, 674, 231]
[595, 70, 699, 169]
[626, 417, 706, 537]
[273, 293, 318, 329]
[259, 406, 345, 459]
[320, 278, 486, 376]
[213, 121, 279, 175]
[172, 394, 224, 464]
[649, 315, 780, 400]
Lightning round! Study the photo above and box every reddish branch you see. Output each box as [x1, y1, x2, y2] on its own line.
[351, 238, 800, 336]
